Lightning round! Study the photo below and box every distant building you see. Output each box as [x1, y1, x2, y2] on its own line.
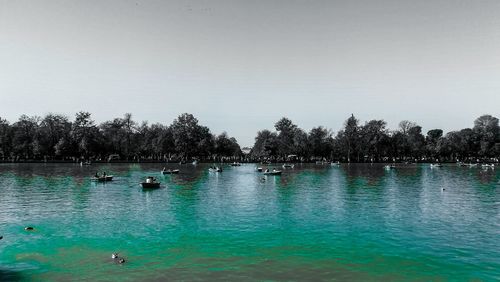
[241, 147, 252, 155]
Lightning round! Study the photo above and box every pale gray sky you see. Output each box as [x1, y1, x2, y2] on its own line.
[1, 0, 499, 146]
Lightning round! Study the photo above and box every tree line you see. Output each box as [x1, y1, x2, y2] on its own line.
[0, 112, 498, 163]
[0, 112, 241, 162]
[250, 114, 500, 163]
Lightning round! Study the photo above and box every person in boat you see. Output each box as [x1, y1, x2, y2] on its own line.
[162, 167, 166, 172]
[95, 172, 99, 178]
[265, 168, 270, 173]
[103, 172, 107, 177]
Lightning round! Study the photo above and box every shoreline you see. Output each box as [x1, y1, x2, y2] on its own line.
[0, 160, 497, 164]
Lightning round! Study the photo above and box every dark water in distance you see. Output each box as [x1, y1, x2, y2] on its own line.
[0, 163, 499, 281]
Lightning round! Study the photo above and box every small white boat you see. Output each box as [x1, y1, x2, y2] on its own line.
[384, 164, 396, 170]
[192, 160, 198, 165]
[282, 164, 294, 168]
[430, 163, 443, 168]
[481, 164, 495, 169]
[330, 161, 340, 166]
[256, 167, 263, 172]
[230, 162, 241, 166]
[263, 170, 282, 175]
[209, 167, 223, 173]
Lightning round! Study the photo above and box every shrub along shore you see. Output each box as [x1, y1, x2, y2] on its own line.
[0, 112, 498, 164]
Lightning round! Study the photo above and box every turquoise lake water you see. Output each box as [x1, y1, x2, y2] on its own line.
[0, 163, 499, 281]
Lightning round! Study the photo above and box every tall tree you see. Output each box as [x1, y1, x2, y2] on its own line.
[338, 114, 360, 162]
[11, 115, 40, 159]
[0, 117, 13, 159]
[38, 114, 71, 158]
[274, 117, 298, 158]
[426, 129, 444, 159]
[170, 113, 212, 159]
[473, 115, 499, 157]
[360, 120, 388, 162]
[309, 126, 333, 159]
[71, 111, 99, 158]
[250, 129, 278, 159]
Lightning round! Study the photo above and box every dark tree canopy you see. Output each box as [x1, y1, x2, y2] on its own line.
[0, 112, 498, 163]
[0, 112, 241, 162]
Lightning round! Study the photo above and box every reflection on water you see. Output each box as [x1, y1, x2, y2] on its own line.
[0, 163, 499, 281]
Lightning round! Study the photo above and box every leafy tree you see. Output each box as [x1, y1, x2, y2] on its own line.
[71, 111, 99, 158]
[170, 113, 213, 159]
[473, 115, 499, 157]
[274, 117, 298, 157]
[250, 129, 278, 159]
[0, 117, 13, 159]
[215, 132, 241, 158]
[359, 120, 388, 161]
[426, 129, 443, 159]
[38, 114, 72, 158]
[309, 126, 333, 159]
[11, 115, 40, 159]
[336, 114, 360, 162]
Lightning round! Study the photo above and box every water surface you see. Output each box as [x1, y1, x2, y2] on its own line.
[0, 163, 499, 281]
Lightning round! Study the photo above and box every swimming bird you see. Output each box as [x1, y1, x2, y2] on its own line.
[112, 253, 126, 264]
[0, 235, 3, 240]
[25, 227, 34, 231]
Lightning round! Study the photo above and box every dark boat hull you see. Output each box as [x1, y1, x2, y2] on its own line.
[162, 170, 179, 174]
[91, 176, 113, 182]
[141, 182, 161, 188]
[264, 171, 282, 175]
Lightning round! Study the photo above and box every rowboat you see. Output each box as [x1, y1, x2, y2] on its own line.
[230, 162, 241, 166]
[384, 164, 396, 170]
[91, 175, 113, 182]
[141, 177, 160, 188]
[430, 163, 442, 168]
[209, 167, 223, 173]
[282, 164, 294, 168]
[161, 169, 179, 174]
[263, 170, 282, 175]
[256, 167, 263, 172]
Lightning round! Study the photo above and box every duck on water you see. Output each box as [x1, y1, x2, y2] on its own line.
[112, 253, 126, 264]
